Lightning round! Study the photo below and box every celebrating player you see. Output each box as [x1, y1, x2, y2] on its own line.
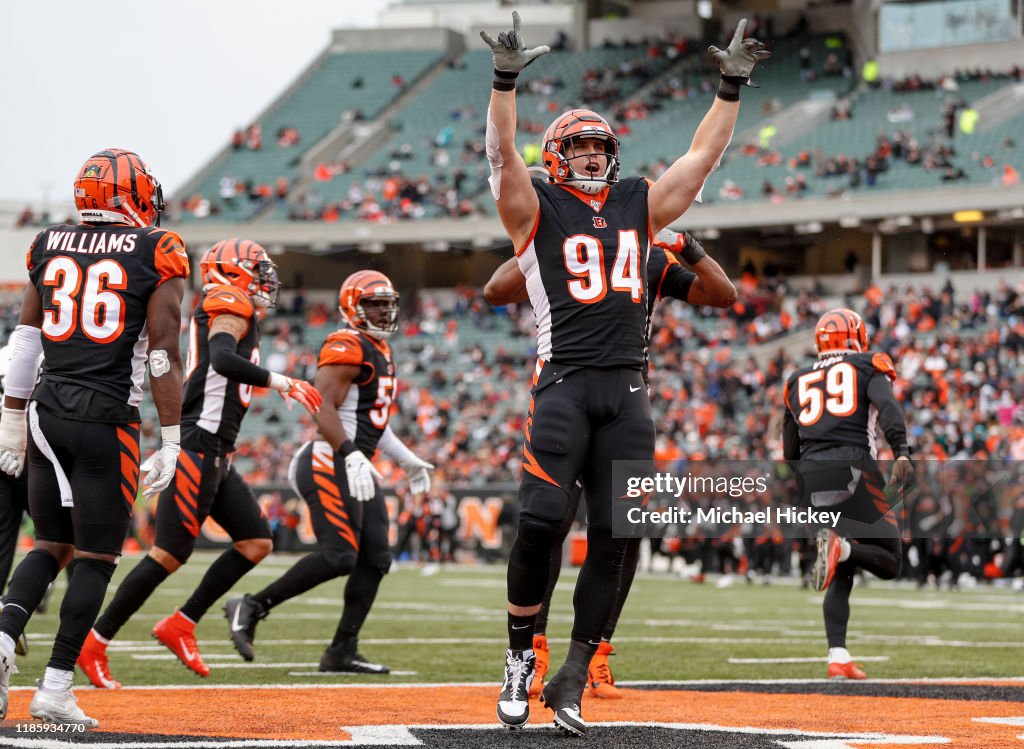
[479, 11, 766, 734]
[78, 239, 322, 688]
[0, 149, 189, 726]
[485, 228, 735, 698]
[783, 309, 912, 679]
[224, 270, 432, 674]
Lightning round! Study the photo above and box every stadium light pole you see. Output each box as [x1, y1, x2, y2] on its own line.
[871, 231, 882, 280]
[978, 225, 987, 271]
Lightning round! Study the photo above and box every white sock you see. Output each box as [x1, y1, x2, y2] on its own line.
[42, 667, 74, 692]
[0, 632, 16, 655]
[838, 538, 852, 562]
[828, 647, 852, 664]
[90, 628, 111, 645]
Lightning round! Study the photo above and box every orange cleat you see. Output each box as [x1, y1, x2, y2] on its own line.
[152, 611, 210, 678]
[828, 661, 867, 680]
[529, 634, 549, 698]
[587, 641, 623, 699]
[77, 630, 121, 689]
[811, 529, 842, 592]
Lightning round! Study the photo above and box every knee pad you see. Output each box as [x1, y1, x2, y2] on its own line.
[516, 514, 561, 553]
[322, 545, 357, 577]
[519, 480, 571, 524]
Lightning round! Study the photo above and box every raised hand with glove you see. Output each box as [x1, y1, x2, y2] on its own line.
[709, 18, 771, 101]
[480, 11, 550, 91]
[143, 425, 182, 498]
[654, 228, 707, 267]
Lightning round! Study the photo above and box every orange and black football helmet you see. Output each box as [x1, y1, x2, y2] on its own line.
[815, 308, 869, 356]
[200, 239, 280, 308]
[339, 271, 400, 340]
[74, 149, 164, 227]
[542, 109, 620, 195]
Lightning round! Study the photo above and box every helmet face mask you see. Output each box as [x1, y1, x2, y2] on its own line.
[542, 110, 620, 196]
[200, 239, 279, 308]
[339, 271, 400, 340]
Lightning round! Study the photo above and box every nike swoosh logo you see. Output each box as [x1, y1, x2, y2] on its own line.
[231, 606, 245, 633]
[179, 638, 196, 660]
[510, 624, 531, 630]
[629, 385, 642, 392]
[219, 295, 236, 303]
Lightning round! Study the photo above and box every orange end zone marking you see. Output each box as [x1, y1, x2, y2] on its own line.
[5, 685, 1024, 746]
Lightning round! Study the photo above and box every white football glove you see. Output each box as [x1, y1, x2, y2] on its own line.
[0, 407, 28, 478]
[143, 425, 181, 498]
[345, 450, 383, 502]
[401, 455, 434, 495]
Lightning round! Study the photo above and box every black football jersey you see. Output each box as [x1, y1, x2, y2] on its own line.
[515, 176, 652, 369]
[27, 223, 190, 410]
[181, 285, 260, 452]
[784, 351, 898, 458]
[318, 328, 396, 454]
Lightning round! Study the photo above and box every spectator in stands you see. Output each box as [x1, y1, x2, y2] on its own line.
[277, 126, 300, 148]
[1002, 164, 1021, 187]
[14, 207, 34, 228]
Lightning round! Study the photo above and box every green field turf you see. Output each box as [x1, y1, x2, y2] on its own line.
[8, 550, 1024, 689]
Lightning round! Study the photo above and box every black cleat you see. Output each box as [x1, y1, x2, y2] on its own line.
[541, 666, 588, 736]
[320, 638, 390, 674]
[496, 648, 534, 729]
[223, 595, 266, 662]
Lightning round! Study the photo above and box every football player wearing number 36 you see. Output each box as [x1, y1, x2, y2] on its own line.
[79, 238, 323, 689]
[480, 11, 769, 736]
[0, 149, 189, 727]
[224, 270, 433, 676]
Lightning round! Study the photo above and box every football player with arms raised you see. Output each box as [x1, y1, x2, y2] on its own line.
[225, 271, 432, 674]
[0, 150, 188, 726]
[479, 11, 766, 734]
[77, 239, 321, 687]
[784, 309, 911, 679]
[485, 228, 735, 698]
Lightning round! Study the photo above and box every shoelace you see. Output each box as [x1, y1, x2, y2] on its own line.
[504, 656, 529, 702]
[593, 661, 612, 685]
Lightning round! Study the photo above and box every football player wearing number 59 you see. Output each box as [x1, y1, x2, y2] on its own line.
[784, 309, 911, 680]
[480, 11, 769, 735]
[225, 270, 433, 676]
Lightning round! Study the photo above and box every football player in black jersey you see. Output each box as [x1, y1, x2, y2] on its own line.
[486, 228, 734, 698]
[77, 239, 322, 689]
[480, 10, 766, 733]
[783, 309, 912, 680]
[0, 352, 32, 658]
[0, 149, 189, 726]
[224, 271, 432, 674]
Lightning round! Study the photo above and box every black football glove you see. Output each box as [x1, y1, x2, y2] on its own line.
[709, 18, 771, 88]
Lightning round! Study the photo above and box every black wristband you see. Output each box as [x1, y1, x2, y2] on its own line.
[716, 75, 746, 102]
[895, 446, 911, 459]
[680, 232, 707, 266]
[493, 68, 519, 92]
[336, 441, 359, 458]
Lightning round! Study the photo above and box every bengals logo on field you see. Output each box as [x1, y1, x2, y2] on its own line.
[592, 216, 607, 229]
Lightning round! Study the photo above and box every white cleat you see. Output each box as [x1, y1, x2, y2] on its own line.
[29, 683, 99, 728]
[0, 637, 16, 721]
[496, 648, 535, 729]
